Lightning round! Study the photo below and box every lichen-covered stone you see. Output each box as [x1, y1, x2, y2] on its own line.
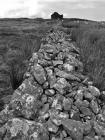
[88, 86, 100, 97]
[2, 118, 49, 140]
[55, 69, 81, 81]
[52, 77, 70, 95]
[93, 121, 105, 136]
[46, 119, 58, 133]
[90, 100, 99, 114]
[32, 64, 46, 84]
[61, 119, 84, 140]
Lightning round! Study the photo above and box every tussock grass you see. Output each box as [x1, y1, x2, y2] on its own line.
[64, 21, 105, 91]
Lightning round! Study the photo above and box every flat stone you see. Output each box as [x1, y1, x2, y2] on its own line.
[90, 100, 99, 114]
[53, 60, 63, 66]
[55, 69, 81, 81]
[74, 99, 89, 109]
[41, 44, 58, 54]
[84, 136, 96, 140]
[45, 89, 55, 96]
[61, 119, 84, 140]
[32, 64, 46, 84]
[38, 59, 52, 67]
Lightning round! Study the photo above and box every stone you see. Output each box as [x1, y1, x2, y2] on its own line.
[55, 69, 81, 81]
[61, 119, 84, 140]
[75, 89, 84, 100]
[46, 67, 57, 88]
[31, 52, 38, 62]
[45, 89, 55, 96]
[52, 77, 70, 95]
[90, 100, 99, 114]
[41, 94, 48, 104]
[74, 99, 89, 109]
[70, 109, 81, 121]
[64, 137, 72, 140]
[49, 109, 69, 126]
[79, 106, 92, 116]
[32, 64, 46, 84]
[88, 86, 100, 97]
[16, 77, 43, 97]
[84, 91, 94, 101]
[38, 59, 52, 67]
[2, 118, 49, 140]
[41, 44, 58, 54]
[10, 93, 42, 119]
[43, 52, 52, 60]
[53, 60, 63, 66]
[99, 91, 105, 102]
[57, 52, 65, 60]
[84, 136, 96, 140]
[63, 63, 74, 72]
[83, 120, 92, 135]
[51, 137, 62, 140]
[62, 130, 67, 138]
[47, 119, 58, 133]
[93, 121, 105, 136]
[63, 98, 73, 111]
[39, 103, 49, 115]
[43, 81, 49, 89]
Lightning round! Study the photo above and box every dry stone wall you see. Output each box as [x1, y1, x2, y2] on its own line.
[0, 29, 105, 140]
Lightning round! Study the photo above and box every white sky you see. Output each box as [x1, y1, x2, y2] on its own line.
[0, 0, 105, 21]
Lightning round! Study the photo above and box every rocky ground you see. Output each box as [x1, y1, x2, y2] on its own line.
[0, 28, 105, 140]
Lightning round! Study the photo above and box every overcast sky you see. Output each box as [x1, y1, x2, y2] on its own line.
[0, 0, 105, 21]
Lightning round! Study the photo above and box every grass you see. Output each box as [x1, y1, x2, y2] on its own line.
[62, 20, 105, 91]
[0, 19, 55, 93]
